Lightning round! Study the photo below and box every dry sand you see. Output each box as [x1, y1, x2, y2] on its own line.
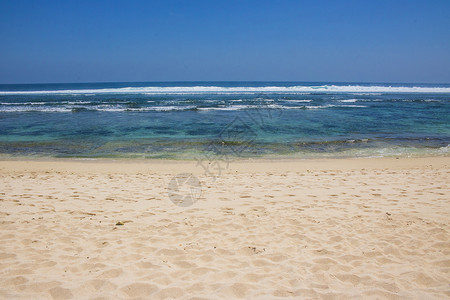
[0, 157, 449, 299]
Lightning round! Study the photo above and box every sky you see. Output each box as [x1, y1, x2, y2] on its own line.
[0, 0, 449, 84]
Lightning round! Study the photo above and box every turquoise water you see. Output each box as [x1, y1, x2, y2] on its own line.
[0, 82, 449, 159]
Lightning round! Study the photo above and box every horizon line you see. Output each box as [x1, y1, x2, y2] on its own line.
[1, 80, 450, 86]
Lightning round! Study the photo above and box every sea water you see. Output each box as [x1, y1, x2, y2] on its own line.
[0, 82, 449, 159]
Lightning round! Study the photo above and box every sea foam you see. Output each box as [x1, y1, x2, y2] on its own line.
[1, 85, 450, 95]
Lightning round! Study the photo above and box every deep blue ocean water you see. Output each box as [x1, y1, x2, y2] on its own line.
[0, 81, 449, 159]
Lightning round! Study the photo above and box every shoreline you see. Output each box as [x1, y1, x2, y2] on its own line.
[1, 155, 449, 174]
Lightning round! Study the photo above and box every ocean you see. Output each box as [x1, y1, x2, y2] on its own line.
[0, 81, 449, 159]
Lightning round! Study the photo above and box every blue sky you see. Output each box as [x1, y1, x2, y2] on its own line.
[0, 0, 449, 84]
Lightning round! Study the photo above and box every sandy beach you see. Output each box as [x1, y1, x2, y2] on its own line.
[0, 157, 449, 299]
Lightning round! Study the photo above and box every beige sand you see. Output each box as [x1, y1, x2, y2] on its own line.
[0, 157, 449, 299]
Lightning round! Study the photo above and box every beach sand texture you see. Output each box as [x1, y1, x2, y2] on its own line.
[0, 157, 449, 299]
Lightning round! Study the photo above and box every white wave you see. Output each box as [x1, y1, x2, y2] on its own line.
[306, 104, 367, 109]
[102, 105, 197, 112]
[93, 108, 124, 112]
[282, 99, 313, 103]
[197, 104, 283, 111]
[306, 105, 334, 110]
[0, 103, 369, 113]
[66, 101, 92, 105]
[338, 99, 358, 103]
[145, 105, 196, 111]
[197, 105, 253, 111]
[439, 144, 450, 153]
[0, 105, 197, 112]
[1, 102, 48, 105]
[1, 85, 450, 95]
[0, 106, 72, 112]
[198, 103, 367, 111]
